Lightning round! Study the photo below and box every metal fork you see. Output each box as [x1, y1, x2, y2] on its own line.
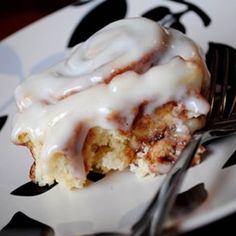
[131, 43, 236, 236]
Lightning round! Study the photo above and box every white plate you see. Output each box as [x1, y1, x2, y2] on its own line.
[1, 0, 236, 235]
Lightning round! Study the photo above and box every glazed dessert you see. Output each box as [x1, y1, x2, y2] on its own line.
[12, 17, 210, 189]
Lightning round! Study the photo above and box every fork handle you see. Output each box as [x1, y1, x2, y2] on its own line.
[131, 134, 202, 236]
[149, 133, 202, 236]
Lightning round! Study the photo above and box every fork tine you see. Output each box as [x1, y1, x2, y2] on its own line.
[207, 44, 236, 121]
[206, 44, 219, 120]
[213, 116, 236, 128]
[218, 46, 230, 118]
[228, 50, 236, 116]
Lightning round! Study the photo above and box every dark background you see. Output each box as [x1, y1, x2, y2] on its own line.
[0, 0, 75, 40]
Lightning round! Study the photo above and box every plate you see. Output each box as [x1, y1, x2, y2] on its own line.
[1, 0, 236, 235]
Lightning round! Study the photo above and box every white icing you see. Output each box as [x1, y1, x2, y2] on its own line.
[12, 17, 210, 180]
[183, 95, 210, 116]
[15, 17, 166, 110]
[159, 28, 199, 63]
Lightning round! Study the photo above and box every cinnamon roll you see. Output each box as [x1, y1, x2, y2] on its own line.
[12, 17, 210, 189]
